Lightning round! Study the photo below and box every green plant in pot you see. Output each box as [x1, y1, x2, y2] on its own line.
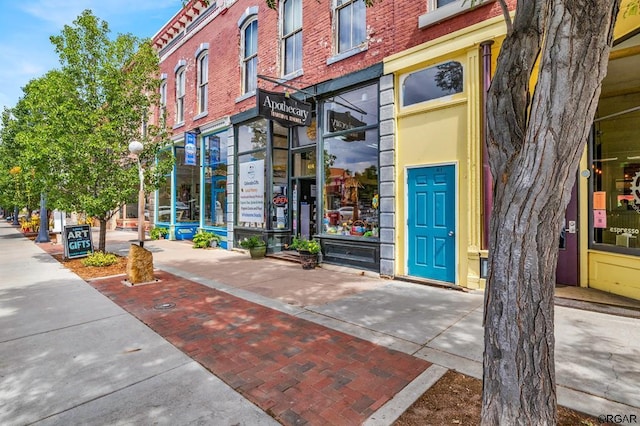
[193, 230, 221, 249]
[290, 236, 320, 269]
[240, 235, 266, 259]
[150, 227, 169, 240]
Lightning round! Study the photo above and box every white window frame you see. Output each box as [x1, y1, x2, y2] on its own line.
[334, 0, 366, 55]
[175, 67, 186, 124]
[159, 79, 167, 124]
[241, 18, 258, 95]
[280, 0, 303, 77]
[197, 52, 209, 114]
[419, 0, 494, 29]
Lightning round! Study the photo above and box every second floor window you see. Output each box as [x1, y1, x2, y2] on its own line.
[176, 67, 186, 123]
[198, 52, 209, 114]
[242, 18, 258, 94]
[335, 0, 365, 53]
[282, 0, 302, 75]
[159, 81, 167, 124]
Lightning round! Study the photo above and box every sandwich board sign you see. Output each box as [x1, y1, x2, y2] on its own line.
[63, 224, 94, 259]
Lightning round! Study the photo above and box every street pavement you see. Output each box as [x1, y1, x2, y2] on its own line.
[1, 222, 639, 425]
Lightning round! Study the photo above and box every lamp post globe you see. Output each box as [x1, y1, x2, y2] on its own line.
[128, 140, 144, 156]
[129, 140, 145, 247]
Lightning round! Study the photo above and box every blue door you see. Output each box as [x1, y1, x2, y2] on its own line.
[407, 165, 456, 283]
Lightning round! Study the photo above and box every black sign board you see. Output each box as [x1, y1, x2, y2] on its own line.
[327, 110, 366, 141]
[63, 224, 94, 259]
[257, 89, 312, 127]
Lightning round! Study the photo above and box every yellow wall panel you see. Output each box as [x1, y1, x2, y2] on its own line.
[588, 251, 640, 299]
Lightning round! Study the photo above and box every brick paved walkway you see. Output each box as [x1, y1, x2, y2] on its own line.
[90, 271, 430, 425]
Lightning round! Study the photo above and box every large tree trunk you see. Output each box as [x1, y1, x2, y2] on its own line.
[481, 1, 620, 424]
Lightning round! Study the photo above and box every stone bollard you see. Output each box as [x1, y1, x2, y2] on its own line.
[126, 243, 155, 285]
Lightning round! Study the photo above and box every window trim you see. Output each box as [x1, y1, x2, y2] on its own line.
[238, 7, 259, 96]
[399, 59, 465, 109]
[419, 0, 495, 29]
[159, 78, 167, 125]
[333, 0, 367, 55]
[197, 51, 209, 115]
[175, 66, 186, 124]
[280, 0, 303, 77]
[240, 17, 258, 95]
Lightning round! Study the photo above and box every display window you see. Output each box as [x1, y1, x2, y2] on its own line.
[321, 83, 379, 238]
[203, 131, 228, 227]
[237, 119, 268, 228]
[175, 143, 199, 222]
[591, 90, 640, 251]
[156, 148, 174, 223]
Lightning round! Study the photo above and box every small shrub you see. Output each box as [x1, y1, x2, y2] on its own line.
[150, 226, 169, 240]
[290, 236, 321, 254]
[82, 251, 119, 267]
[193, 230, 221, 249]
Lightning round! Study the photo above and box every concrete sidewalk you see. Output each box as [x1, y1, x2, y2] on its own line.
[2, 224, 640, 424]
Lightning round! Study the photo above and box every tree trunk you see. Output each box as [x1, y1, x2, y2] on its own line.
[481, 1, 620, 424]
[98, 218, 107, 253]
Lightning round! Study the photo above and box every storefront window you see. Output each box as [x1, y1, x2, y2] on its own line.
[592, 92, 640, 250]
[204, 131, 228, 227]
[292, 118, 317, 147]
[273, 148, 288, 229]
[157, 148, 173, 223]
[321, 83, 379, 237]
[293, 149, 316, 176]
[237, 118, 268, 228]
[175, 144, 199, 223]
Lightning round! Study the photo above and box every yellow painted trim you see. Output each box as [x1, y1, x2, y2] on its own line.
[578, 151, 590, 288]
[397, 97, 467, 119]
[614, 0, 640, 41]
[385, 15, 507, 74]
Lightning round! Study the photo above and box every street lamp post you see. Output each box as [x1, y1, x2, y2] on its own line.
[34, 192, 51, 243]
[128, 140, 145, 248]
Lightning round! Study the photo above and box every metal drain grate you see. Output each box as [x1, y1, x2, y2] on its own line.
[153, 302, 176, 310]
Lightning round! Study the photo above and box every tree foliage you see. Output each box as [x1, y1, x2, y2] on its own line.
[0, 10, 172, 251]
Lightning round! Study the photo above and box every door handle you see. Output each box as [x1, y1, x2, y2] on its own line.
[448, 231, 455, 237]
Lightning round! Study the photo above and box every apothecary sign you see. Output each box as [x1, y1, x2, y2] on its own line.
[257, 89, 312, 127]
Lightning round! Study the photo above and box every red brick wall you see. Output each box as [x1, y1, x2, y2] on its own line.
[154, 0, 515, 133]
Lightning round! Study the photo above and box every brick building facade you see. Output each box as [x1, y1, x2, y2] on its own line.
[149, 0, 508, 274]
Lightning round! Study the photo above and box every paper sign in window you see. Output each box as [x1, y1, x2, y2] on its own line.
[593, 191, 606, 210]
[594, 210, 607, 228]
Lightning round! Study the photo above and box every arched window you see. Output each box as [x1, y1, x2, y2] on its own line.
[400, 61, 464, 107]
[175, 66, 186, 123]
[159, 77, 167, 125]
[197, 51, 209, 114]
[241, 17, 258, 94]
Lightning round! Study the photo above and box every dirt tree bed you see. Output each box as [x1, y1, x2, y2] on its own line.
[52, 253, 128, 280]
[394, 370, 606, 426]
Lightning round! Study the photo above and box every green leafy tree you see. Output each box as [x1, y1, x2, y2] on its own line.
[1, 10, 172, 251]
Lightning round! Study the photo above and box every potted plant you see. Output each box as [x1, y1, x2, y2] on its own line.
[150, 226, 169, 240]
[239, 235, 267, 259]
[192, 230, 221, 249]
[290, 236, 320, 269]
